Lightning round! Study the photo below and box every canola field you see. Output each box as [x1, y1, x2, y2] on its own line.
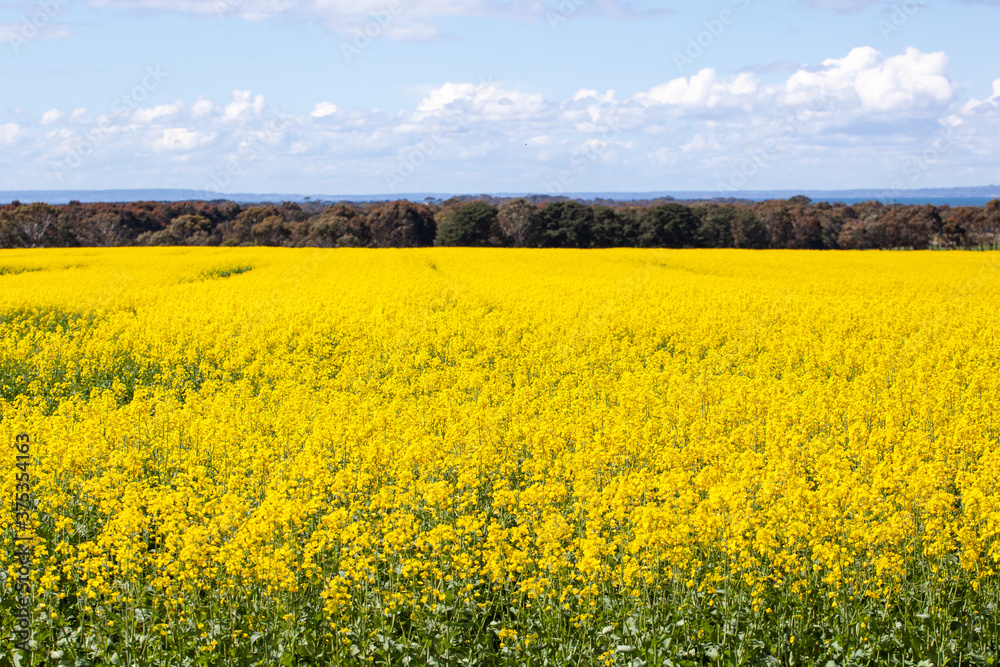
[1, 247, 999, 666]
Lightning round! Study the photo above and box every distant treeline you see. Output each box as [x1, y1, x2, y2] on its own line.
[1, 195, 998, 250]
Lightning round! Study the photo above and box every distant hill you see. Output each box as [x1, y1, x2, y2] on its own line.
[2, 186, 999, 207]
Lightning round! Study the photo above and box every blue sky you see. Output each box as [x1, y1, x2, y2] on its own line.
[2, 0, 999, 195]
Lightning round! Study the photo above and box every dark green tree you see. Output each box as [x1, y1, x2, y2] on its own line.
[616, 206, 645, 247]
[640, 203, 699, 248]
[535, 201, 594, 248]
[591, 206, 623, 247]
[696, 205, 737, 248]
[434, 201, 499, 247]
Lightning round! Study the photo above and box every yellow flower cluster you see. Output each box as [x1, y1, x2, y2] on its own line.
[1, 247, 998, 662]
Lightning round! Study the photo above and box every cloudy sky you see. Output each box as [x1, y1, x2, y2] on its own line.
[1, 0, 999, 195]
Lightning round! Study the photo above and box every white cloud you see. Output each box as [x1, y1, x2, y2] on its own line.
[132, 103, 182, 124]
[416, 82, 484, 113]
[559, 89, 624, 132]
[786, 46, 880, 96]
[572, 89, 616, 103]
[414, 82, 546, 121]
[960, 78, 1000, 117]
[224, 90, 267, 120]
[0, 123, 23, 145]
[633, 70, 760, 108]
[311, 102, 339, 118]
[152, 128, 216, 152]
[191, 97, 215, 118]
[785, 46, 956, 112]
[41, 109, 64, 125]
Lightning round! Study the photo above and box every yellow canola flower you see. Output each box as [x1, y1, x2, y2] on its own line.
[0, 246, 998, 651]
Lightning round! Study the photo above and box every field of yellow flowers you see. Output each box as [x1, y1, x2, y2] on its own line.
[1, 247, 999, 666]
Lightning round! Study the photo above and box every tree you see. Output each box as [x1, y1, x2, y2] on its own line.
[535, 201, 594, 248]
[171, 215, 215, 245]
[135, 214, 214, 246]
[0, 209, 16, 248]
[817, 205, 847, 250]
[730, 208, 768, 249]
[889, 208, 927, 250]
[980, 199, 1000, 250]
[434, 201, 499, 247]
[367, 201, 436, 247]
[302, 214, 352, 247]
[7, 202, 60, 247]
[286, 203, 369, 248]
[790, 207, 824, 249]
[616, 207, 645, 248]
[640, 203, 699, 248]
[840, 206, 900, 249]
[910, 204, 951, 248]
[592, 206, 625, 247]
[754, 200, 794, 249]
[497, 199, 538, 248]
[117, 201, 169, 238]
[218, 206, 281, 245]
[880, 208, 910, 249]
[934, 206, 985, 250]
[84, 211, 128, 247]
[695, 205, 736, 248]
[251, 215, 291, 246]
[280, 201, 308, 223]
[836, 202, 889, 249]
